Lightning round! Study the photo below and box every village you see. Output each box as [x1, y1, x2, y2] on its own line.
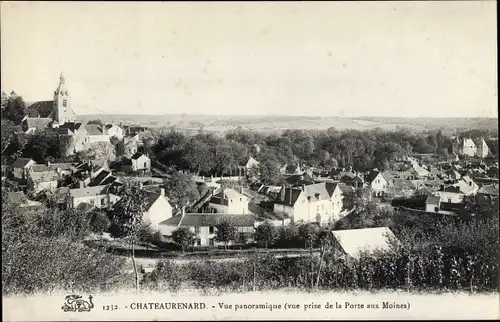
[2, 74, 499, 271]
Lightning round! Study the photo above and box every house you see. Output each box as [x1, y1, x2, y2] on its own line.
[475, 138, 489, 158]
[453, 176, 479, 195]
[30, 162, 74, 177]
[21, 118, 53, 134]
[130, 152, 151, 172]
[6, 191, 44, 210]
[385, 179, 416, 200]
[27, 169, 59, 193]
[280, 163, 301, 175]
[104, 124, 124, 140]
[339, 173, 364, 189]
[460, 138, 477, 157]
[331, 227, 399, 261]
[273, 187, 308, 222]
[244, 156, 260, 177]
[366, 171, 394, 197]
[69, 185, 120, 210]
[425, 195, 441, 212]
[141, 188, 173, 230]
[9, 158, 35, 180]
[119, 136, 140, 158]
[433, 189, 465, 204]
[58, 122, 89, 154]
[159, 211, 257, 246]
[272, 182, 344, 224]
[86, 124, 109, 143]
[208, 188, 250, 214]
[278, 173, 315, 187]
[477, 184, 499, 199]
[256, 212, 291, 227]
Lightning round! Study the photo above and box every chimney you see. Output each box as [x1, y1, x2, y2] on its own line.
[79, 180, 85, 188]
[289, 187, 293, 205]
[160, 188, 165, 196]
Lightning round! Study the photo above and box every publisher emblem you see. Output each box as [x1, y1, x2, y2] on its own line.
[61, 295, 94, 312]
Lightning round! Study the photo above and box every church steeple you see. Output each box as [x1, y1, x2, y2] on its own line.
[52, 71, 75, 125]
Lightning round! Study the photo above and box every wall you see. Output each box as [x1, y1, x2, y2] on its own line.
[132, 156, 151, 171]
[143, 196, 172, 231]
[370, 174, 388, 195]
[71, 193, 109, 209]
[433, 191, 464, 204]
[89, 135, 110, 144]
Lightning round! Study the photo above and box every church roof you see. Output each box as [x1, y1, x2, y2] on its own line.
[26, 101, 54, 118]
[24, 117, 52, 130]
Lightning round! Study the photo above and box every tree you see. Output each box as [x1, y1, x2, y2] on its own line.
[298, 222, 320, 249]
[89, 211, 111, 236]
[254, 221, 278, 249]
[109, 183, 149, 293]
[2, 92, 27, 124]
[172, 228, 196, 252]
[87, 119, 104, 126]
[214, 220, 238, 250]
[163, 172, 200, 212]
[259, 160, 280, 185]
[247, 164, 260, 181]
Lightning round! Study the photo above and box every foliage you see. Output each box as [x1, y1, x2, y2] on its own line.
[172, 228, 197, 252]
[2, 188, 129, 295]
[89, 211, 111, 235]
[87, 119, 104, 126]
[1, 91, 27, 124]
[258, 160, 281, 185]
[254, 221, 278, 248]
[214, 220, 238, 250]
[109, 183, 149, 239]
[163, 172, 200, 212]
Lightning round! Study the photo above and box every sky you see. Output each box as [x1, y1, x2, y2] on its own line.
[1, 1, 497, 117]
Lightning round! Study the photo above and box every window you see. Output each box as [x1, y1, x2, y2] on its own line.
[63, 99, 67, 107]
[101, 197, 106, 205]
[194, 226, 200, 234]
[196, 239, 201, 246]
[143, 162, 147, 168]
[209, 226, 214, 234]
[89, 199, 94, 205]
[209, 238, 214, 246]
[448, 198, 452, 203]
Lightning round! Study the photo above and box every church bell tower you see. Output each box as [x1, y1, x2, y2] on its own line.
[53, 71, 75, 125]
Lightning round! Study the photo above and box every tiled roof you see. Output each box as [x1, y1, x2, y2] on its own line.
[24, 118, 52, 130]
[11, 158, 34, 168]
[85, 124, 105, 135]
[160, 213, 257, 228]
[303, 182, 330, 201]
[131, 152, 146, 160]
[477, 184, 499, 196]
[29, 170, 58, 183]
[426, 195, 441, 205]
[274, 187, 303, 206]
[59, 122, 84, 133]
[338, 183, 355, 194]
[88, 170, 111, 187]
[26, 101, 54, 118]
[54, 128, 72, 135]
[70, 185, 110, 198]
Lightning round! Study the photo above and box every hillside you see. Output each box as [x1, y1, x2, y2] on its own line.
[77, 114, 498, 134]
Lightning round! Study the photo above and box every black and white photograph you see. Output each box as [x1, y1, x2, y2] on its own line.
[1, 1, 498, 320]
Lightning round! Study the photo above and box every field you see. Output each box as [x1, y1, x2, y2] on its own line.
[78, 114, 498, 134]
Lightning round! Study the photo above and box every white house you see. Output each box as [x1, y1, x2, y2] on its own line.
[86, 124, 110, 143]
[433, 190, 464, 204]
[10, 158, 36, 180]
[273, 187, 309, 223]
[368, 171, 394, 197]
[105, 124, 124, 140]
[208, 188, 250, 214]
[461, 138, 477, 157]
[131, 152, 151, 172]
[425, 195, 441, 212]
[453, 176, 479, 195]
[159, 211, 257, 246]
[69, 185, 120, 209]
[27, 170, 59, 193]
[475, 138, 489, 158]
[142, 188, 173, 230]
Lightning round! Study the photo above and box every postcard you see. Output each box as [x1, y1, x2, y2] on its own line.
[1, 1, 498, 321]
